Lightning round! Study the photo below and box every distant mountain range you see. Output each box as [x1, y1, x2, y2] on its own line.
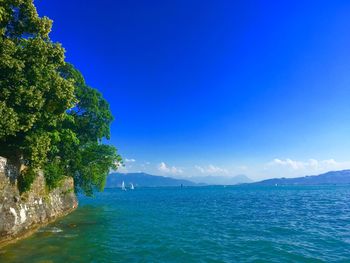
[106, 173, 199, 188]
[253, 170, 350, 185]
[106, 173, 252, 188]
[106, 170, 350, 188]
[189, 174, 252, 185]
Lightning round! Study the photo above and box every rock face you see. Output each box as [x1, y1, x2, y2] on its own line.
[0, 156, 78, 247]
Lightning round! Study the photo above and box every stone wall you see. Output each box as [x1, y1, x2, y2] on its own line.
[0, 156, 78, 247]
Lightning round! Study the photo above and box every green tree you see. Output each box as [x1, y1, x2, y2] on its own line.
[0, 0, 121, 195]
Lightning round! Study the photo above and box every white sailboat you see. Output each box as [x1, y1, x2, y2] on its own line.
[121, 181, 127, 191]
[130, 183, 135, 190]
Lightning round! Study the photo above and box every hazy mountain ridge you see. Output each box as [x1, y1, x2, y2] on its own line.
[190, 174, 252, 185]
[253, 170, 350, 185]
[106, 173, 252, 188]
[106, 173, 199, 188]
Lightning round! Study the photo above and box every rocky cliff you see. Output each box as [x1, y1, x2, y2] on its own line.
[0, 156, 78, 247]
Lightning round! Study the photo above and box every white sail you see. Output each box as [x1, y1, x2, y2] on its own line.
[121, 181, 126, 191]
[130, 183, 134, 190]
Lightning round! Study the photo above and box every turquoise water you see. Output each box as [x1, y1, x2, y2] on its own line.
[1, 186, 350, 262]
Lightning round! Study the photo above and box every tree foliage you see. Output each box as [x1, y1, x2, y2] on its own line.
[0, 0, 121, 195]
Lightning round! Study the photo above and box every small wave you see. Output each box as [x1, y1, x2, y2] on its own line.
[38, 227, 63, 233]
[63, 234, 78, 238]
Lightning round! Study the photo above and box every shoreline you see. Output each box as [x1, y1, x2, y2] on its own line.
[0, 205, 77, 249]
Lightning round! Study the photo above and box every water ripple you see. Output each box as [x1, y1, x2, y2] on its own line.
[1, 186, 350, 262]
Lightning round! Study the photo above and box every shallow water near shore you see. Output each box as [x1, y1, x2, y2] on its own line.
[1, 185, 350, 262]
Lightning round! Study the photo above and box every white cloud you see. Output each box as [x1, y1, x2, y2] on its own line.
[158, 162, 183, 175]
[267, 158, 350, 173]
[116, 166, 128, 173]
[195, 164, 228, 175]
[114, 160, 124, 168]
[268, 158, 305, 170]
[125, 158, 136, 163]
[238, 165, 248, 171]
[111, 160, 128, 173]
[140, 161, 151, 168]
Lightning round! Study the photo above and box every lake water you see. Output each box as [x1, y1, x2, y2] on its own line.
[1, 186, 350, 262]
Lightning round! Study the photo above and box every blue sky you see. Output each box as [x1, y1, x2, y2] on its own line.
[36, 0, 350, 180]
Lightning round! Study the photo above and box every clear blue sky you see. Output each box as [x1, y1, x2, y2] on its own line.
[36, 0, 350, 180]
